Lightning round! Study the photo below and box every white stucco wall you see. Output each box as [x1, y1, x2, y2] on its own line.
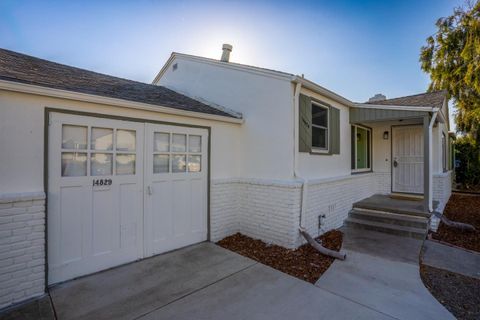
[158, 57, 295, 180]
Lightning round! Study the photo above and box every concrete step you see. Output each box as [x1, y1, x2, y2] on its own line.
[352, 204, 430, 219]
[349, 209, 429, 229]
[344, 217, 427, 240]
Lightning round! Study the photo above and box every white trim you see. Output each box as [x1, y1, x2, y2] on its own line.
[0, 79, 244, 124]
[354, 103, 439, 112]
[351, 124, 372, 172]
[311, 101, 329, 152]
[293, 76, 354, 107]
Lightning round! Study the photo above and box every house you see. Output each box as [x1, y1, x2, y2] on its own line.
[0, 46, 452, 310]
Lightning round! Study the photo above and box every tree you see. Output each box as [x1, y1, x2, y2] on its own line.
[420, 1, 480, 139]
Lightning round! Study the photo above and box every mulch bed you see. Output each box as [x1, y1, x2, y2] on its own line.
[217, 230, 343, 283]
[431, 193, 480, 252]
[420, 264, 480, 320]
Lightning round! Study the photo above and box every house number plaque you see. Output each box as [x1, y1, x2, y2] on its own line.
[92, 178, 112, 186]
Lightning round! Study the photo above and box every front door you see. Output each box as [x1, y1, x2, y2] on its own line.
[392, 125, 424, 194]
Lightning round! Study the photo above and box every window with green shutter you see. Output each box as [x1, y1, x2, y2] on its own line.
[299, 94, 341, 155]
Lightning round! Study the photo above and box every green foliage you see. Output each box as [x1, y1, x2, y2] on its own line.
[454, 135, 480, 190]
[420, 1, 480, 139]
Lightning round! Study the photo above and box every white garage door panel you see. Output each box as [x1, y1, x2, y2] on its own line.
[48, 113, 208, 285]
[48, 113, 144, 284]
[144, 123, 208, 257]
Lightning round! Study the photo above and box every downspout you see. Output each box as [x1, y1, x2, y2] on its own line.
[428, 110, 438, 212]
[293, 81, 307, 229]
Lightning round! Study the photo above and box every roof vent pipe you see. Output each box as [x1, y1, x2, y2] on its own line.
[220, 44, 232, 62]
[369, 93, 387, 102]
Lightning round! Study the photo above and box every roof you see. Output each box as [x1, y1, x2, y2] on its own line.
[153, 52, 354, 107]
[0, 48, 240, 119]
[365, 90, 447, 109]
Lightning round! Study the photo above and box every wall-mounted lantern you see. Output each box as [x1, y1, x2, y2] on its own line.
[383, 131, 389, 140]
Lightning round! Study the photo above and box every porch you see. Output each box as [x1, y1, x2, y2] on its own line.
[345, 194, 435, 239]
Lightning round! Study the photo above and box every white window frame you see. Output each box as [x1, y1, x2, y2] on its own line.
[351, 124, 372, 173]
[442, 132, 447, 172]
[311, 102, 329, 153]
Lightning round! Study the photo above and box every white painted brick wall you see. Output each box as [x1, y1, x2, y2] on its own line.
[0, 192, 45, 310]
[430, 171, 453, 231]
[211, 173, 388, 248]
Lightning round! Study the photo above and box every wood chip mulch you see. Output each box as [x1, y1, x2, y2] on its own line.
[217, 230, 343, 283]
[431, 193, 480, 252]
[420, 264, 480, 320]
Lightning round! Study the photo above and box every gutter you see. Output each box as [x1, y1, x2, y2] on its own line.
[0, 79, 244, 124]
[293, 82, 307, 229]
[355, 103, 440, 113]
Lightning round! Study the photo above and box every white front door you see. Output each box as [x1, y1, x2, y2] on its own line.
[392, 125, 424, 194]
[48, 113, 209, 284]
[144, 123, 208, 257]
[48, 113, 144, 284]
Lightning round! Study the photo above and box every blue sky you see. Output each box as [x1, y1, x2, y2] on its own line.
[0, 0, 462, 126]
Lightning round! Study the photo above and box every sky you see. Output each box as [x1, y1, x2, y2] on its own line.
[0, 0, 463, 128]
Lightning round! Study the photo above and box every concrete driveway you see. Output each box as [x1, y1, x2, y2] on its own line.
[49, 242, 392, 320]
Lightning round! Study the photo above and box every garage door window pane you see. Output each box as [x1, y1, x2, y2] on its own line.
[117, 130, 136, 151]
[153, 154, 169, 173]
[154, 132, 169, 152]
[91, 128, 113, 150]
[61, 152, 87, 176]
[62, 125, 87, 149]
[188, 155, 201, 172]
[91, 153, 113, 176]
[172, 134, 186, 152]
[116, 154, 135, 175]
[172, 155, 186, 172]
[189, 135, 202, 153]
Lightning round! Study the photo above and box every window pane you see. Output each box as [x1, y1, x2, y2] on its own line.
[312, 127, 327, 149]
[61, 152, 87, 176]
[116, 154, 135, 175]
[154, 132, 169, 152]
[189, 135, 202, 153]
[153, 154, 169, 173]
[62, 125, 87, 149]
[312, 104, 328, 127]
[91, 128, 113, 150]
[188, 155, 201, 172]
[172, 134, 186, 152]
[172, 155, 186, 172]
[356, 127, 368, 169]
[117, 130, 136, 151]
[91, 153, 113, 176]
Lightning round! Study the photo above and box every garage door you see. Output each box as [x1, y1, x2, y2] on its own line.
[48, 113, 208, 284]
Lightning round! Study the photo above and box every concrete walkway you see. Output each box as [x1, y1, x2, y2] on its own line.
[316, 226, 454, 320]
[47, 242, 391, 320]
[422, 239, 480, 279]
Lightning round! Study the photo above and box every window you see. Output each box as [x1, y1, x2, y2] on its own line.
[153, 132, 202, 174]
[61, 125, 137, 177]
[351, 125, 371, 172]
[311, 102, 329, 151]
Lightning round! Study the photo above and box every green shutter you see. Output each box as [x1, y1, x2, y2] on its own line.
[329, 106, 340, 154]
[299, 94, 312, 153]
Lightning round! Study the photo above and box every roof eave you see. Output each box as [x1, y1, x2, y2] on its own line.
[293, 76, 354, 107]
[0, 79, 244, 124]
[354, 102, 438, 112]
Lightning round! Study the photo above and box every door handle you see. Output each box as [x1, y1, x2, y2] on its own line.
[147, 186, 153, 195]
[393, 160, 398, 168]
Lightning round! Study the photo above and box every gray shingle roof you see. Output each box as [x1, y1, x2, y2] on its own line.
[366, 90, 447, 109]
[0, 48, 239, 119]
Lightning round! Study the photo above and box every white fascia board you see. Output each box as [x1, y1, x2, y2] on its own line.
[354, 103, 438, 112]
[292, 76, 354, 107]
[0, 79, 244, 124]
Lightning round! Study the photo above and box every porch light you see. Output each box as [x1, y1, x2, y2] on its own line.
[383, 131, 389, 140]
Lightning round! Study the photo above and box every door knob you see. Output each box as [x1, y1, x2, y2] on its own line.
[393, 160, 398, 168]
[147, 186, 153, 195]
